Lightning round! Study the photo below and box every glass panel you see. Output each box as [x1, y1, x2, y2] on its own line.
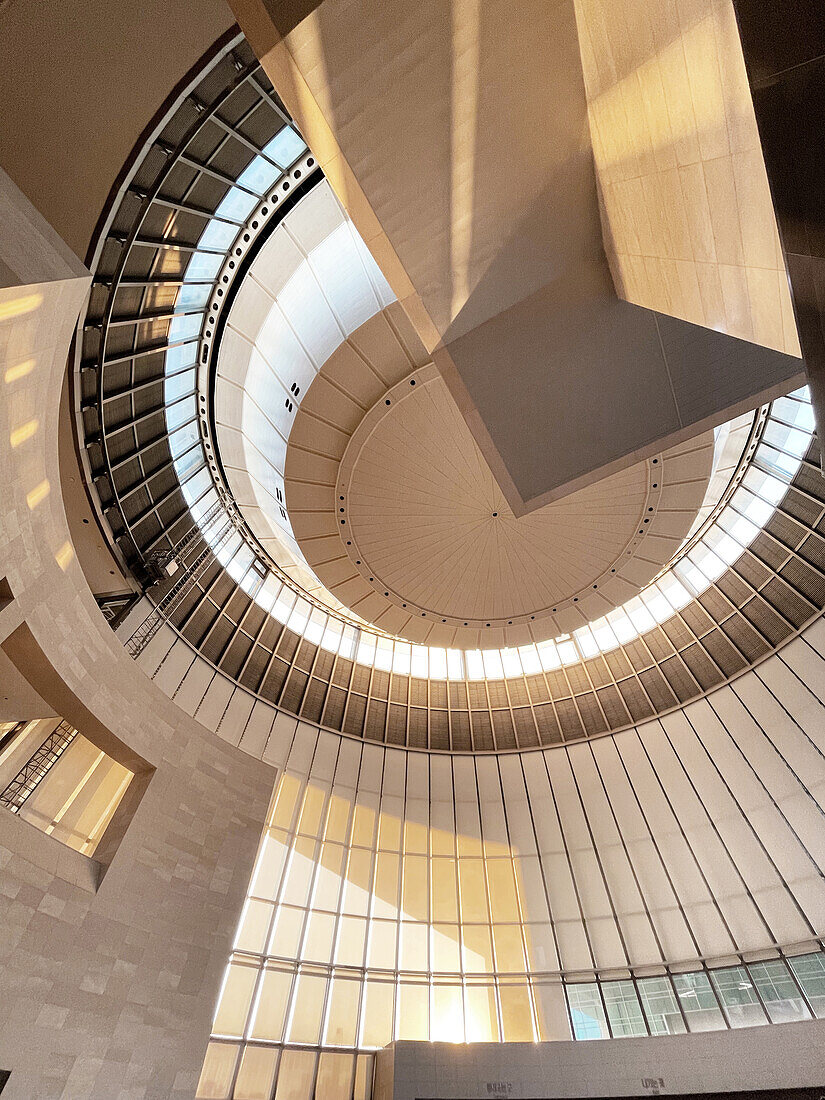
[637, 976, 686, 1035]
[249, 968, 292, 1041]
[499, 983, 535, 1040]
[748, 960, 811, 1023]
[431, 859, 458, 922]
[492, 924, 526, 973]
[325, 977, 361, 1046]
[196, 1041, 239, 1099]
[353, 1054, 374, 1100]
[288, 973, 327, 1043]
[566, 983, 609, 1039]
[396, 983, 428, 1040]
[672, 972, 726, 1032]
[360, 980, 394, 1048]
[269, 906, 305, 958]
[366, 918, 397, 969]
[213, 963, 257, 1037]
[789, 952, 825, 1017]
[315, 1052, 355, 1098]
[234, 1045, 279, 1100]
[431, 924, 461, 974]
[464, 983, 500, 1042]
[274, 1049, 316, 1100]
[602, 979, 647, 1037]
[235, 900, 273, 954]
[431, 983, 465, 1043]
[710, 965, 768, 1028]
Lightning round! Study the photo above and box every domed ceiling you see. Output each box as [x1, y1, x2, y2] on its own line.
[214, 182, 716, 650]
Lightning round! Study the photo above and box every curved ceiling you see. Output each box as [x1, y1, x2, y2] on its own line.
[73, 32, 824, 753]
[291, 362, 714, 647]
[214, 179, 396, 616]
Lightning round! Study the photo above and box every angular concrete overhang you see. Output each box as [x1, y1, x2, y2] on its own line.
[230, 0, 806, 510]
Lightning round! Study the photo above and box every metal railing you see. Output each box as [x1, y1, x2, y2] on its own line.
[0, 721, 78, 812]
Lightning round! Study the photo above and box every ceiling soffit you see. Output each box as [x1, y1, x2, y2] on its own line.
[286, 358, 714, 649]
[231, 0, 806, 512]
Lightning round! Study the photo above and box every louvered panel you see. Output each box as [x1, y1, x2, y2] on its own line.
[468, 682, 488, 709]
[565, 665, 590, 694]
[617, 678, 654, 722]
[430, 681, 448, 708]
[281, 667, 308, 712]
[526, 673, 551, 703]
[544, 670, 568, 699]
[680, 643, 723, 691]
[202, 615, 233, 663]
[661, 616, 693, 649]
[576, 693, 607, 736]
[239, 645, 270, 693]
[761, 576, 813, 627]
[390, 675, 408, 704]
[596, 684, 630, 727]
[300, 678, 327, 723]
[314, 650, 334, 679]
[330, 656, 353, 689]
[387, 703, 407, 745]
[533, 702, 561, 744]
[430, 711, 450, 750]
[701, 630, 746, 679]
[350, 664, 371, 693]
[487, 681, 508, 708]
[294, 639, 317, 673]
[371, 669, 390, 699]
[780, 556, 825, 607]
[470, 711, 494, 750]
[638, 666, 677, 710]
[719, 614, 771, 663]
[681, 603, 714, 637]
[492, 710, 517, 749]
[449, 682, 468, 709]
[450, 712, 472, 750]
[507, 677, 529, 706]
[364, 698, 387, 741]
[584, 657, 611, 688]
[513, 708, 538, 748]
[643, 629, 674, 662]
[410, 678, 428, 706]
[222, 631, 254, 678]
[261, 657, 289, 703]
[659, 655, 697, 702]
[276, 628, 300, 661]
[408, 708, 428, 748]
[604, 649, 633, 679]
[739, 597, 790, 646]
[343, 694, 367, 737]
[322, 686, 347, 730]
[555, 697, 584, 740]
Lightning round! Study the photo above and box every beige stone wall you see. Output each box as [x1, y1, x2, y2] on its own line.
[0, 0, 235, 259]
[574, 0, 801, 356]
[0, 169, 275, 1099]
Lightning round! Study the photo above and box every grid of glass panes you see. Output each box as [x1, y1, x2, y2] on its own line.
[198, 748, 825, 1097]
[564, 952, 825, 1040]
[174, 383, 812, 683]
[198, 760, 570, 1098]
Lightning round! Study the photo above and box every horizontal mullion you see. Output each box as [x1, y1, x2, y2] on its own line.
[103, 389, 193, 435]
[92, 337, 198, 371]
[130, 481, 186, 526]
[95, 306, 205, 330]
[144, 193, 243, 225]
[176, 152, 262, 197]
[133, 236, 224, 254]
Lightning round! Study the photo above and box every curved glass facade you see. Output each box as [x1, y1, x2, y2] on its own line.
[196, 622, 825, 1097]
